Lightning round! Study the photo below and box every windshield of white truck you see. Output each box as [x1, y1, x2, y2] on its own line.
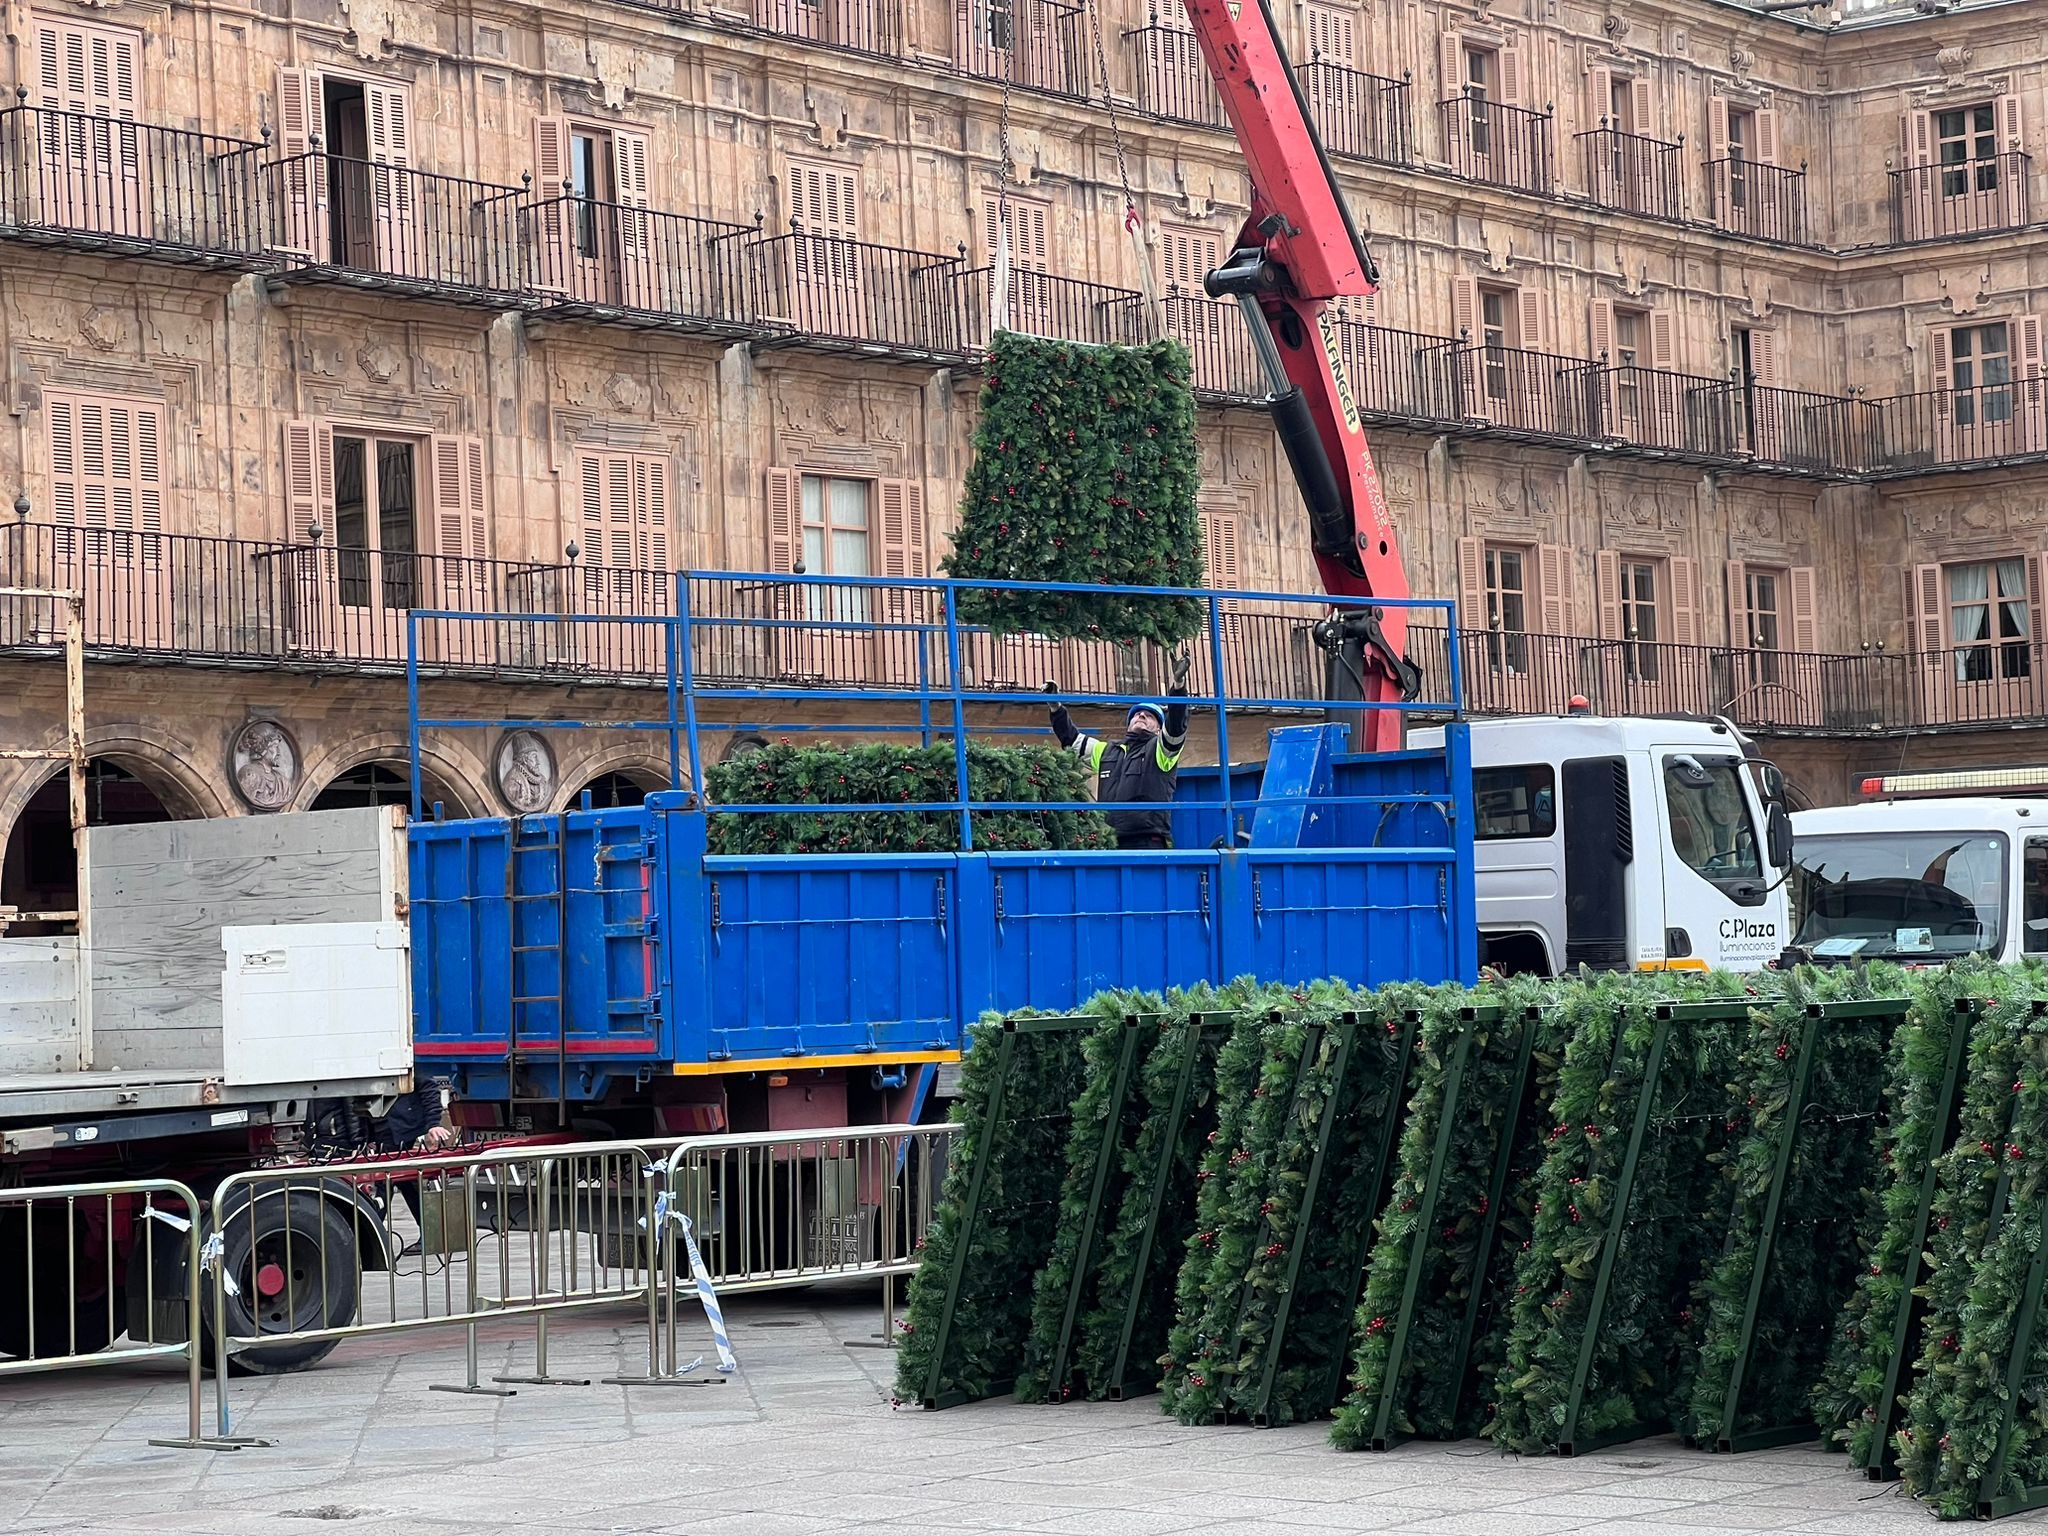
[1792, 831, 2007, 959]
[1662, 755, 1762, 888]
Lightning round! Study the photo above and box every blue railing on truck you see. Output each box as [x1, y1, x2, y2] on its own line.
[402, 575, 1476, 1101]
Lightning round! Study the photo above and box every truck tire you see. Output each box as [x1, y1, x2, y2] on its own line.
[0, 1209, 123, 1360]
[206, 1192, 358, 1375]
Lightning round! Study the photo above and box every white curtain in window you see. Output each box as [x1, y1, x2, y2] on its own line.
[1951, 562, 1991, 644]
[1998, 557, 2029, 640]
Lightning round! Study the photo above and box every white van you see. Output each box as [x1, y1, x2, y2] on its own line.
[1791, 772, 2048, 964]
[1416, 714, 1794, 975]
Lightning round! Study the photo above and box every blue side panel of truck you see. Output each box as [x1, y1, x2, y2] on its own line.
[411, 729, 1477, 1101]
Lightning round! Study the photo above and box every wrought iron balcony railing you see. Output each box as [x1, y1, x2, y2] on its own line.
[956, 267, 1144, 353]
[1890, 153, 2031, 242]
[1296, 62, 1411, 165]
[1159, 291, 1267, 401]
[1705, 157, 1812, 245]
[1326, 318, 1462, 423]
[1447, 343, 1600, 441]
[1438, 92, 1553, 194]
[747, 230, 966, 358]
[0, 105, 265, 266]
[1577, 126, 1681, 221]
[1128, 22, 1229, 127]
[1590, 365, 1746, 459]
[751, 0, 903, 58]
[522, 196, 755, 332]
[259, 152, 525, 301]
[1865, 378, 2048, 476]
[955, 0, 1090, 98]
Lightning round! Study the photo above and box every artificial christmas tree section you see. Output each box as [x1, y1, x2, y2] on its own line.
[944, 332, 1206, 647]
[704, 739, 1113, 855]
[1682, 968, 1906, 1454]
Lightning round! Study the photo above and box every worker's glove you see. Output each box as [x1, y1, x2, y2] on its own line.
[1168, 650, 1193, 696]
[1043, 679, 1061, 714]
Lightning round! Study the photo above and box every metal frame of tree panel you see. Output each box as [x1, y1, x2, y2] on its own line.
[1366, 1003, 1543, 1451]
[1039, 1013, 1150, 1401]
[1102, 1013, 1236, 1401]
[918, 1012, 1100, 1412]
[1556, 997, 1720, 1458]
[1863, 998, 1979, 1481]
[1709, 996, 1911, 1454]
[1207, 1014, 1330, 1423]
[1247, 1006, 1420, 1426]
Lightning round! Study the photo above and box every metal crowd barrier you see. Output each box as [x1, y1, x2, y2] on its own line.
[0, 1178, 243, 1450]
[194, 1122, 957, 1435]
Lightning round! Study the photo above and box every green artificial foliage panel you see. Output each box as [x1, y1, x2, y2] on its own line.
[1488, 970, 1750, 1455]
[1897, 971, 2048, 1516]
[1810, 960, 2000, 1466]
[944, 332, 1207, 646]
[1015, 996, 1165, 1404]
[1067, 986, 1242, 1400]
[705, 739, 1114, 855]
[1159, 994, 1306, 1423]
[1682, 966, 1905, 1450]
[892, 1003, 1106, 1408]
[1235, 980, 1426, 1426]
[1333, 974, 1561, 1450]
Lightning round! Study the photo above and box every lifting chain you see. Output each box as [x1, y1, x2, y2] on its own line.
[1080, 0, 1161, 340]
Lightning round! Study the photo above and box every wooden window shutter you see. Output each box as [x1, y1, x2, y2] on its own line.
[1788, 565, 1818, 652]
[1588, 299, 1615, 362]
[1726, 560, 1751, 647]
[1670, 556, 1700, 647]
[534, 118, 571, 194]
[1306, 3, 1353, 64]
[1456, 536, 1486, 632]
[46, 393, 165, 540]
[2033, 555, 2048, 647]
[1439, 31, 1465, 101]
[1913, 563, 1945, 653]
[431, 434, 486, 560]
[1452, 275, 1479, 341]
[531, 118, 572, 294]
[363, 79, 414, 244]
[1999, 91, 2026, 153]
[1202, 508, 1244, 589]
[1499, 42, 1523, 105]
[765, 467, 801, 572]
[788, 160, 857, 237]
[1596, 549, 1622, 639]
[576, 450, 607, 572]
[281, 420, 333, 540]
[1707, 97, 1730, 161]
[1755, 108, 1779, 166]
[1587, 67, 1613, 128]
[878, 478, 929, 580]
[1516, 286, 1545, 352]
[37, 17, 141, 117]
[614, 128, 653, 213]
[635, 454, 670, 572]
[1649, 310, 1676, 371]
[2018, 315, 2045, 386]
[272, 67, 326, 258]
[1902, 110, 1934, 168]
[1629, 75, 1655, 139]
[1749, 327, 1780, 387]
[1932, 326, 1954, 391]
[613, 127, 654, 304]
[276, 67, 318, 157]
[1536, 544, 1573, 634]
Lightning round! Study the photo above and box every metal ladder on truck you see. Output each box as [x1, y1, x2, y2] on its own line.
[506, 813, 570, 1129]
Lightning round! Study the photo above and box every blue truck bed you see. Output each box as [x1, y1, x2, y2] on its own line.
[410, 727, 1476, 1103]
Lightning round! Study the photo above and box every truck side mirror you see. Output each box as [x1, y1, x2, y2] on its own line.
[1767, 802, 1794, 870]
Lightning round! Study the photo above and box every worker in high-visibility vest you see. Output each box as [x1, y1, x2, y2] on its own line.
[1046, 651, 1193, 850]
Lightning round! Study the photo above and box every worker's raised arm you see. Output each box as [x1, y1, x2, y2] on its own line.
[1157, 651, 1192, 773]
[1048, 687, 1107, 772]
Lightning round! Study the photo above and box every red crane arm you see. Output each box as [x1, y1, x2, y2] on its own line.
[1175, 0, 1419, 750]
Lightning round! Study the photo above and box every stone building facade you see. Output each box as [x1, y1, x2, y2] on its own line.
[2, 0, 2046, 911]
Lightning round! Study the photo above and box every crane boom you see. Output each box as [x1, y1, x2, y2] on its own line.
[1176, 0, 1420, 750]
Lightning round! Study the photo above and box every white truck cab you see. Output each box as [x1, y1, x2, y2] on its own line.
[1417, 714, 1794, 975]
[1791, 771, 2048, 965]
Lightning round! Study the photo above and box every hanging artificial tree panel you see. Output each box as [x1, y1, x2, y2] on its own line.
[945, 332, 1207, 646]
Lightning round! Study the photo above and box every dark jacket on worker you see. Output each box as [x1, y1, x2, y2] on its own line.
[1048, 690, 1190, 849]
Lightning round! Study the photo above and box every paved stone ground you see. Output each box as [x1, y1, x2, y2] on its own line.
[1, 1287, 2035, 1536]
